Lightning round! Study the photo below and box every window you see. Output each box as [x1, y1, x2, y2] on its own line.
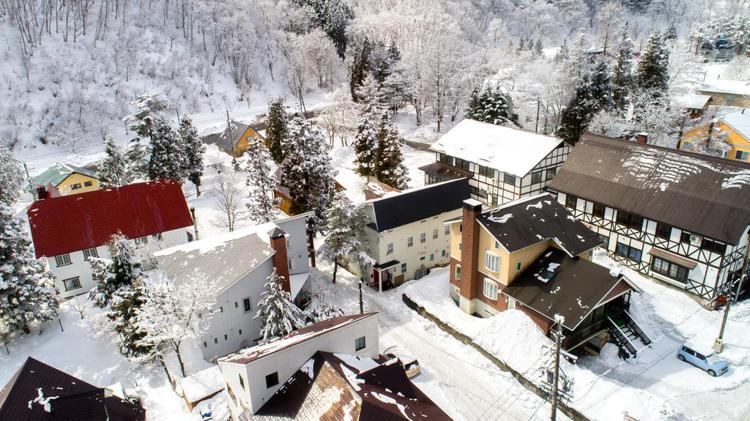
[616, 210, 643, 231]
[483, 278, 498, 300]
[55, 254, 72, 267]
[243, 297, 252, 312]
[430, 253, 434, 261]
[494, 240, 501, 249]
[735, 150, 749, 161]
[598, 234, 609, 246]
[441, 249, 446, 257]
[214, 338, 218, 344]
[545, 167, 557, 180]
[478, 165, 494, 177]
[432, 228, 438, 239]
[135, 236, 148, 245]
[681, 231, 692, 243]
[224, 334, 228, 340]
[286, 238, 293, 249]
[701, 238, 726, 255]
[70, 183, 82, 190]
[407, 237, 414, 247]
[420, 233, 426, 243]
[152, 233, 163, 241]
[445, 225, 450, 235]
[455, 158, 470, 171]
[83, 180, 93, 187]
[220, 306, 224, 312]
[565, 194, 577, 209]
[288, 259, 294, 270]
[470, 185, 488, 198]
[239, 329, 243, 335]
[438, 153, 451, 164]
[62, 277, 81, 291]
[516, 261, 522, 271]
[651, 257, 689, 283]
[265, 372, 279, 388]
[615, 242, 642, 262]
[592, 203, 606, 219]
[455, 265, 462, 280]
[203, 341, 207, 348]
[234, 301, 238, 308]
[355, 336, 366, 351]
[484, 251, 500, 272]
[503, 173, 516, 185]
[531, 171, 543, 184]
[386, 243, 394, 254]
[401, 263, 407, 273]
[655, 223, 672, 240]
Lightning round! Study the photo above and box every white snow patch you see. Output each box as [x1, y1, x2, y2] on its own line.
[334, 353, 379, 373]
[300, 358, 315, 380]
[28, 388, 58, 413]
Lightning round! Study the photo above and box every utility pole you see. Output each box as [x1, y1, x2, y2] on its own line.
[535, 98, 541, 134]
[539, 314, 574, 421]
[714, 272, 745, 353]
[359, 278, 364, 314]
[550, 314, 564, 421]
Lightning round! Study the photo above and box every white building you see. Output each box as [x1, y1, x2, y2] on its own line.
[155, 213, 312, 360]
[420, 119, 570, 206]
[348, 179, 469, 291]
[26, 180, 195, 298]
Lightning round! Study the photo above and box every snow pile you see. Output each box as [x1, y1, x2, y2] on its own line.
[180, 366, 224, 404]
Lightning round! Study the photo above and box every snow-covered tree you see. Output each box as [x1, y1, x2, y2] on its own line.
[319, 191, 366, 283]
[557, 60, 613, 145]
[612, 28, 635, 111]
[88, 234, 142, 308]
[108, 277, 150, 357]
[374, 115, 409, 189]
[254, 269, 306, 342]
[349, 37, 372, 100]
[353, 115, 379, 178]
[465, 84, 518, 127]
[0, 144, 23, 204]
[0, 203, 58, 335]
[636, 31, 670, 96]
[135, 272, 218, 375]
[98, 137, 130, 188]
[305, 302, 344, 323]
[265, 98, 288, 163]
[180, 116, 205, 196]
[125, 141, 148, 182]
[355, 73, 386, 116]
[215, 171, 244, 232]
[148, 118, 186, 182]
[244, 139, 279, 224]
[124, 94, 168, 141]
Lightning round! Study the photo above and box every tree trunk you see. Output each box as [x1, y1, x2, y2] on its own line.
[332, 260, 338, 284]
[174, 342, 186, 377]
[308, 230, 316, 268]
[195, 182, 201, 197]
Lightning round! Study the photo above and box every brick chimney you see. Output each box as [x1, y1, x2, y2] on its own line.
[459, 199, 482, 314]
[36, 186, 48, 200]
[269, 227, 291, 293]
[636, 133, 648, 144]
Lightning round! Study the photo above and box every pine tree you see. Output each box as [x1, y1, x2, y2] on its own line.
[558, 60, 614, 145]
[349, 38, 372, 101]
[465, 84, 518, 127]
[612, 28, 635, 111]
[353, 115, 379, 178]
[374, 114, 409, 189]
[180, 116, 205, 196]
[245, 138, 278, 224]
[254, 270, 306, 342]
[0, 144, 23, 204]
[322, 0, 353, 57]
[636, 31, 670, 96]
[265, 98, 288, 163]
[98, 137, 130, 188]
[0, 203, 59, 335]
[355, 73, 385, 115]
[108, 277, 150, 357]
[535, 39, 543, 56]
[124, 94, 168, 141]
[88, 234, 142, 308]
[554, 39, 570, 63]
[319, 191, 365, 283]
[148, 118, 186, 182]
[125, 141, 148, 181]
[589, 61, 615, 112]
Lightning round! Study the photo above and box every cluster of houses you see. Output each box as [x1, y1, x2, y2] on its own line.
[9, 89, 750, 419]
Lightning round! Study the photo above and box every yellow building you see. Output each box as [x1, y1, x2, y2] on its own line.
[202, 120, 266, 157]
[33, 163, 100, 197]
[681, 111, 750, 162]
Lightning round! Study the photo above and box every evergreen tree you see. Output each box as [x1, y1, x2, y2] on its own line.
[245, 138, 278, 224]
[558, 61, 614, 145]
[254, 270, 306, 342]
[319, 191, 365, 283]
[535, 39, 544, 56]
[0, 144, 23, 204]
[265, 98, 288, 163]
[349, 38, 372, 101]
[125, 141, 148, 181]
[108, 277, 150, 357]
[88, 234, 142, 308]
[612, 28, 635, 111]
[124, 94, 168, 141]
[147, 118, 186, 182]
[98, 137, 130, 188]
[180, 116, 205, 196]
[305, 302, 344, 323]
[353, 115, 379, 178]
[374, 114, 409, 189]
[355, 73, 386, 115]
[0, 203, 59, 335]
[554, 39, 570, 63]
[589, 61, 615, 112]
[465, 84, 518, 127]
[636, 31, 670, 96]
[322, 0, 353, 57]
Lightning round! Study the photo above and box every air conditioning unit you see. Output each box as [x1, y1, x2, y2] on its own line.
[690, 234, 703, 245]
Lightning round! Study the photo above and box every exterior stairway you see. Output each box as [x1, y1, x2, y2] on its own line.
[607, 311, 651, 358]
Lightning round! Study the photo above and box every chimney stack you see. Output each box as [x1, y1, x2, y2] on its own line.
[269, 228, 291, 294]
[36, 186, 48, 200]
[636, 133, 648, 144]
[459, 199, 482, 314]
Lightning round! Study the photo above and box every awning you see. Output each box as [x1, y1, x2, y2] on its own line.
[649, 248, 698, 269]
[418, 162, 472, 180]
[374, 260, 400, 270]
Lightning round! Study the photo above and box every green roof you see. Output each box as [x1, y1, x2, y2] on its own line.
[33, 163, 98, 187]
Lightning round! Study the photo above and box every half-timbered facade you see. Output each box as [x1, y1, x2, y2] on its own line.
[419, 119, 570, 206]
[548, 134, 750, 303]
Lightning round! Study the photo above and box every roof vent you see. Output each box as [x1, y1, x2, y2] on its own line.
[536, 261, 561, 283]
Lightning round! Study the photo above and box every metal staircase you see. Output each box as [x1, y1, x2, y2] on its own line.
[607, 312, 651, 358]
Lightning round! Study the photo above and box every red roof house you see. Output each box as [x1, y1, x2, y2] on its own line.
[27, 180, 194, 258]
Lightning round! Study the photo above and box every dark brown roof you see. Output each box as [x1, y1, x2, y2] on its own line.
[418, 162, 472, 181]
[477, 194, 602, 256]
[502, 248, 635, 331]
[547, 133, 750, 245]
[0, 357, 145, 421]
[220, 313, 378, 365]
[251, 352, 451, 421]
[202, 120, 249, 151]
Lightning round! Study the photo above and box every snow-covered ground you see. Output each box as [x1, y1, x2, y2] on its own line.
[403, 249, 750, 421]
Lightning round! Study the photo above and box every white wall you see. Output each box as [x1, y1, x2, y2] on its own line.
[275, 214, 310, 277]
[219, 314, 379, 419]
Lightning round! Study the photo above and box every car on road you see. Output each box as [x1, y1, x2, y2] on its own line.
[676, 344, 729, 377]
[384, 346, 421, 379]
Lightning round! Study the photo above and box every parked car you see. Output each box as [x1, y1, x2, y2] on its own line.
[676, 344, 729, 377]
[384, 346, 421, 379]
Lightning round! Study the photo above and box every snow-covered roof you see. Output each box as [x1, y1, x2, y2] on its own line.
[180, 366, 224, 404]
[676, 93, 712, 109]
[723, 110, 750, 141]
[697, 79, 750, 96]
[430, 119, 563, 177]
[32, 162, 98, 187]
[155, 225, 276, 294]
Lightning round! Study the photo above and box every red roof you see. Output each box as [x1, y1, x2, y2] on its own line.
[27, 180, 193, 258]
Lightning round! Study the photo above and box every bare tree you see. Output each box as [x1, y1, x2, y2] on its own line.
[214, 171, 244, 232]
